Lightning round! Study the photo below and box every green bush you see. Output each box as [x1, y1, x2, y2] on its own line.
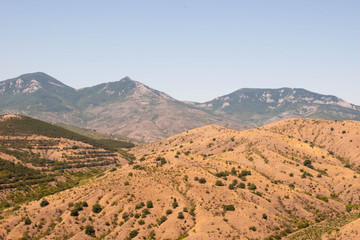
[128, 230, 139, 239]
[249, 226, 257, 231]
[92, 203, 103, 213]
[316, 194, 329, 203]
[85, 225, 95, 236]
[297, 219, 310, 229]
[146, 200, 153, 208]
[303, 160, 314, 169]
[24, 217, 32, 225]
[40, 199, 49, 207]
[172, 199, 178, 209]
[135, 202, 145, 209]
[215, 172, 228, 178]
[247, 183, 257, 190]
[157, 216, 167, 225]
[199, 178, 206, 184]
[223, 204, 235, 211]
[215, 180, 224, 186]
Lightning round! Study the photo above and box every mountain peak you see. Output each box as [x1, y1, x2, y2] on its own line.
[120, 76, 133, 82]
[0, 72, 73, 94]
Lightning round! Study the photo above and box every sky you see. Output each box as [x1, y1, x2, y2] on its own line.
[0, 0, 359, 104]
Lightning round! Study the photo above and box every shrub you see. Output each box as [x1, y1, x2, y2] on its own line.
[166, 209, 173, 215]
[215, 172, 228, 178]
[238, 170, 251, 178]
[85, 225, 95, 236]
[172, 201, 178, 209]
[135, 202, 145, 209]
[316, 194, 329, 203]
[248, 183, 257, 191]
[199, 178, 206, 184]
[133, 165, 145, 170]
[142, 208, 150, 216]
[138, 219, 145, 225]
[24, 217, 32, 225]
[128, 230, 139, 239]
[177, 212, 185, 219]
[297, 219, 310, 229]
[40, 199, 49, 207]
[215, 180, 224, 186]
[238, 182, 246, 189]
[249, 226, 257, 231]
[70, 209, 79, 216]
[262, 213, 268, 220]
[92, 203, 103, 213]
[146, 200, 153, 208]
[223, 204, 235, 211]
[303, 160, 314, 169]
[157, 216, 167, 225]
[345, 204, 353, 212]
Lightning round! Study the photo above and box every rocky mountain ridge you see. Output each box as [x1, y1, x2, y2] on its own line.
[1, 72, 359, 142]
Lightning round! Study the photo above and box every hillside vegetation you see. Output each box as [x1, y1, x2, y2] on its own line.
[0, 118, 359, 239]
[56, 123, 141, 144]
[0, 115, 134, 210]
[0, 115, 135, 150]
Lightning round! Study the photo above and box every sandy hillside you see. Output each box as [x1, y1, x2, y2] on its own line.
[0, 118, 359, 239]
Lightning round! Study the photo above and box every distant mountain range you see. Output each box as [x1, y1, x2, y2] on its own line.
[1, 72, 360, 141]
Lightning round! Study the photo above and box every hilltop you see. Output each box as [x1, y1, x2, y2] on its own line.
[0, 118, 359, 239]
[1, 72, 360, 142]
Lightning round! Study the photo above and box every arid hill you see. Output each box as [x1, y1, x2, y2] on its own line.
[0, 118, 359, 239]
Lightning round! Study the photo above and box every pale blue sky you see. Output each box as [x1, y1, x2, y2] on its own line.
[0, 0, 359, 104]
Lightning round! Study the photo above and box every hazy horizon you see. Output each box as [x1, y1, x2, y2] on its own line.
[1, 0, 359, 104]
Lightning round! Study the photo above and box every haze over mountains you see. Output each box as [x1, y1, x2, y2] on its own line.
[1, 72, 360, 142]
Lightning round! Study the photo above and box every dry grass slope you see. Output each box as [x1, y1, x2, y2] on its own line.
[0, 118, 359, 239]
